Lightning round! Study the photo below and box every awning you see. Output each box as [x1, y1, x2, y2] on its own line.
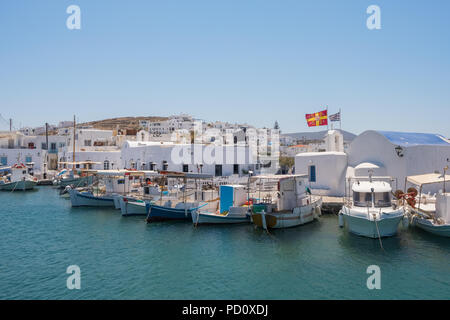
[406, 173, 450, 187]
[251, 174, 308, 181]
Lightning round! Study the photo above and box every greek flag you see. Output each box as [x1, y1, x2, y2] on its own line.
[329, 112, 341, 122]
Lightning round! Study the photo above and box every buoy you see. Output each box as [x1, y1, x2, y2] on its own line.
[314, 206, 322, 218]
[338, 211, 344, 227]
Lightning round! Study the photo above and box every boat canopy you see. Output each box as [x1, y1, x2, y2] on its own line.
[59, 161, 102, 165]
[82, 169, 159, 177]
[159, 171, 213, 179]
[250, 174, 308, 181]
[406, 173, 450, 187]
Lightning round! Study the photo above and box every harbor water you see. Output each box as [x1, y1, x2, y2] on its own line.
[0, 187, 449, 299]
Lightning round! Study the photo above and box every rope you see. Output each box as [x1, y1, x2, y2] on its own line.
[11, 181, 19, 193]
[373, 213, 384, 250]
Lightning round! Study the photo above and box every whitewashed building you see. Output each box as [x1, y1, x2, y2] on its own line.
[121, 141, 255, 176]
[295, 130, 450, 196]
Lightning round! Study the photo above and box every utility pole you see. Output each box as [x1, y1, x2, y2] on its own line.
[44, 123, 49, 179]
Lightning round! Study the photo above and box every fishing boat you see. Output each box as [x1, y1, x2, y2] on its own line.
[68, 169, 159, 208]
[339, 172, 404, 238]
[146, 172, 212, 222]
[403, 171, 450, 237]
[251, 174, 322, 229]
[191, 185, 250, 225]
[119, 196, 149, 216]
[0, 164, 38, 191]
[67, 186, 116, 207]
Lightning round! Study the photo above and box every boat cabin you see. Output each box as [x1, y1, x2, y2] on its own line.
[351, 181, 392, 208]
[10, 163, 31, 182]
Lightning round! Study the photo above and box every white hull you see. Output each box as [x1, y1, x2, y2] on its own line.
[119, 197, 148, 216]
[0, 180, 37, 191]
[413, 217, 450, 237]
[252, 198, 322, 229]
[68, 188, 115, 207]
[341, 209, 404, 238]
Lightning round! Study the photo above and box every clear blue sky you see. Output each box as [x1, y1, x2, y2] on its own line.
[1, 0, 449, 136]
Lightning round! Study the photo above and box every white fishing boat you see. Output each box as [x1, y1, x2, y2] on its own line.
[404, 171, 450, 237]
[191, 185, 249, 225]
[119, 196, 149, 216]
[251, 174, 322, 229]
[0, 164, 37, 191]
[67, 187, 116, 207]
[339, 172, 404, 238]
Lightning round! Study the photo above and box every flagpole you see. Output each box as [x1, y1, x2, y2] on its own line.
[326, 105, 329, 131]
[339, 108, 342, 130]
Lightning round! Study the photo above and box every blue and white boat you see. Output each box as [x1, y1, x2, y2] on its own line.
[146, 200, 201, 222]
[406, 172, 450, 237]
[191, 185, 250, 225]
[67, 187, 115, 207]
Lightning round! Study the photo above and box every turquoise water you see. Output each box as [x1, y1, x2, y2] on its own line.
[0, 187, 449, 299]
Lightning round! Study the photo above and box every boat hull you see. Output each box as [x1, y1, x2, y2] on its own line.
[119, 197, 148, 216]
[192, 211, 250, 224]
[252, 200, 322, 229]
[341, 212, 403, 238]
[414, 218, 450, 237]
[68, 188, 115, 207]
[147, 204, 195, 221]
[0, 180, 37, 191]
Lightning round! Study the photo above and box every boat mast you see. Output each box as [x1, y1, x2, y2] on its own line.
[73, 115, 76, 173]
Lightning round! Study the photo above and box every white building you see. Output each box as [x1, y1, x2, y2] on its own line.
[121, 141, 255, 176]
[295, 130, 450, 196]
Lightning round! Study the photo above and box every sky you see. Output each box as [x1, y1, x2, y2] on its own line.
[0, 0, 449, 136]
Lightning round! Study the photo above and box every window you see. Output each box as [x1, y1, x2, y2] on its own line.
[150, 162, 156, 171]
[308, 165, 316, 182]
[374, 192, 391, 207]
[0, 157, 7, 166]
[183, 164, 189, 173]
[25, 156, 32, 163]
[84, 140, 92, 146]
[51, 143, 57, 150]
[104, 160, 110, 170]
[215, 165, 222, 176]
[233, 164, 239, 175]
[353, 192, 372, 207]
[162, 161, 168, 171]
[28, 142, 35, 149]
[41, 143, 47, 150]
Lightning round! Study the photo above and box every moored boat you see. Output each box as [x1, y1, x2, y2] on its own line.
[0, 164, 37, 191]
[191, 185, 250, 225]
[67, 186, 115, 207]
[339, 173, 404, 238]
[404, 171, 450, 237]
[250, 174, 323, 230]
